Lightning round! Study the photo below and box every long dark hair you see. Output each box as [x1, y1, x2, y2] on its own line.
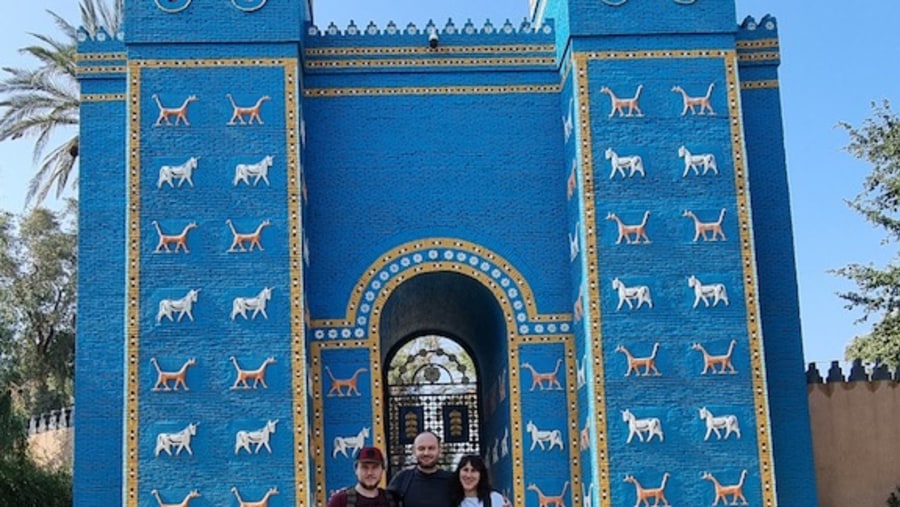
[450, 454, 492, 504]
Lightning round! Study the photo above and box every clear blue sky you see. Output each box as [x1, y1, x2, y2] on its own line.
[1, 0, 898, 366]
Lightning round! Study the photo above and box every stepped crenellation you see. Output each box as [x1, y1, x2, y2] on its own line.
[308, 17, 553, 38]
[75, 26, 125, 56]
[806, 359, 900, 384]
[739, 14, 777, 33]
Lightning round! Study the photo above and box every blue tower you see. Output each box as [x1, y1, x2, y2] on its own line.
[75, 1, 816, 505]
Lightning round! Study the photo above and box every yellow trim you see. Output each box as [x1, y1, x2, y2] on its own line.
[741, 80, 779, 90]
[574, 53, 610, 506]
[125, 61, 142, 507]
[305, 44, 555, 57]
[574, 48, 777, 507]
[304, 84, 560, 98]
[510, 334, 583, 505]
[75, 52, 126, 62]
[284, 61, 309, 507]
[82, 93, 126, 102]
[724, 51, 777, 507]
[735, 39, 779, 50]
[737, 51, 780, 63]
[123, 57, 305, 507]
[584, 49, 728, 60]
[310, 340, 372, 505]
[132, 58, 294, 68]
[76, 65, 126, 75]
[304, 56, 555, 69]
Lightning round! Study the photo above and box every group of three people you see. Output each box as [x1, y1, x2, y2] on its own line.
[327, 431, 507, 507]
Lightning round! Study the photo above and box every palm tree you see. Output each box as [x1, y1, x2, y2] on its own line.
[0, 0, 123, 206]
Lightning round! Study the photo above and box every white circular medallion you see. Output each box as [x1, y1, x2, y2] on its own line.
[231, 0, 268, 12]
[155, 0, 192, 14]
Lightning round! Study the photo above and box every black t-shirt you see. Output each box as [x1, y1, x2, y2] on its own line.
[387, 468, 454, 507]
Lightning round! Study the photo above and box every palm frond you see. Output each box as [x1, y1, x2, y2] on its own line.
[25, 136, 79, 205]
[0, 0, 121, 206]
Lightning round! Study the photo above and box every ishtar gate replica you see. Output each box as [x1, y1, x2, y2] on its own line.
[74, 0, 817, 505]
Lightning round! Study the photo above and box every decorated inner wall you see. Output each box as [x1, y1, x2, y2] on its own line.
[75, 1, 816, 506]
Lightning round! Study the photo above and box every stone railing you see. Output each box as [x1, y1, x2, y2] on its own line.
[28, 406, 74, 436]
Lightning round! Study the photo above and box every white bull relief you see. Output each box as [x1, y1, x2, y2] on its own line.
[157, 156, 199, 189]
[234, 419, 278, 455]
[155, 422, 198, 457]
[156, 289, 200, 323]
[526, 421, 565, 451]
[622, 409, 664, 443]
[231, 287, 273, 320]
[233, 155, 274, 187]
[332, 426, 369, 458]
[612, 277, 653, 311]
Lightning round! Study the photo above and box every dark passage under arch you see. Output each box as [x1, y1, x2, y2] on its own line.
[380, 272, 508, 477]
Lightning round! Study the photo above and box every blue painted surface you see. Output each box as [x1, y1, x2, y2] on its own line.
[75, 1, 815, 505]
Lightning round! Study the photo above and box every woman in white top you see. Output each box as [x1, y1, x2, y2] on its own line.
[450, 454, 506, 507]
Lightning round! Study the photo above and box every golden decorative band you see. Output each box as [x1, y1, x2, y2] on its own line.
[82, 93, 126, 102]
[306, 44, 555, 57]
[304, 84, 560, 97]
[305, 56, 555, 69]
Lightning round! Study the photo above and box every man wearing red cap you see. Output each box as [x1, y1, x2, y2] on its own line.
[328, 446, 398, 507]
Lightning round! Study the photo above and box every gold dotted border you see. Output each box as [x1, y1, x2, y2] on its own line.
[309, 339, 370, 506]
[310, 238, 567, 329]
[283, 60, 309, 507]
[304, 56, 555, 70]
[735, 39, 778, 50]
[125, 62, 142, 507]
[303, 84, 560, 98]
[305, 44, 555, 57]
[124, 57, 305, 507]
[575, 49, 776, 507]
[75, 52, 126, 62]
[573, 54, 608, 506]
[131, 58, 293, 69]
[510, 334, 582, 505]
[76, 65, 126, 76]
[724, 51, 776, 507]
[740, 80, 779, 90]
[737, 51, 780, 63]
[584, 49, 727, 60]
[82, 93, 126, 102]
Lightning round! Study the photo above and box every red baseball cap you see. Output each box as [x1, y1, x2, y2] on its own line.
[356, 446, 385, 465]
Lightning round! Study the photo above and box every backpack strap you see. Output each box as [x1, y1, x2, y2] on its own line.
[385, 487, 399, 507]
[346, 487, 357, 507]
[393, 468, 415, 501]
[485, 492, 491, 507]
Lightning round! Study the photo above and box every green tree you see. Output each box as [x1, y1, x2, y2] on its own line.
[0, 451, 72, 506]
[0, 0, 123, 205]
[0, 202, 77, 415]
[835, 101, 900, 365]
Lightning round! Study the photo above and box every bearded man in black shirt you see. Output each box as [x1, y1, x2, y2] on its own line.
[388, 431, 454, 507]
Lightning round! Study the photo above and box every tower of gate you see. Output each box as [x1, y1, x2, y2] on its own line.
[74, 1, 817, 506]
[76, 2, 311, 506]
[532, 0, 817, 505]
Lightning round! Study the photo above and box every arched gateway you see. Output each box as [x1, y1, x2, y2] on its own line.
[74, 1, 817, 505]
